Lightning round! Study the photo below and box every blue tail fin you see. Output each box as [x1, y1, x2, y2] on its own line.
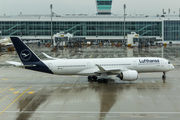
[10, 37, 53, 74]
[10, 37, 40, 63]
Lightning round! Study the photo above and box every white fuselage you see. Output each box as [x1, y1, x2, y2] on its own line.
[43, 57, 174, 76]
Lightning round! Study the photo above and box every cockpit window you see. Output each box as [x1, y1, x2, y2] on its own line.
[168, 62, 171, 64]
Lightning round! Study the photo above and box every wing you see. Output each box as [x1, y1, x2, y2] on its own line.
[78, 64, 129, 75]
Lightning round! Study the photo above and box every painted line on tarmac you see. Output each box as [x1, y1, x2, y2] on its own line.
[57, 116, 69, 118]
[1, 78, 9, 80]
[0, 85, 33, 115]
[90, 52, 95, 58]
[9, 88, 15, 91]
[0, 96, 8, 102]
[28, 91, 34, 94]
[0, 85, 12, 93]
[82, 116, 94, 117]
[13, 91, 20, 94]
[2, 111, 180, 114]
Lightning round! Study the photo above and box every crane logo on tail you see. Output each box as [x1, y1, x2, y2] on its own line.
[20, 49, 32, 61]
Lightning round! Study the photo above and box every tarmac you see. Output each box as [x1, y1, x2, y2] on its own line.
[0, 44, 180, 120]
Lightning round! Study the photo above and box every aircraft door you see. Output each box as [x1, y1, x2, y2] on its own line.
[133, 61, 137, 68]
[87, 62, 91, 69]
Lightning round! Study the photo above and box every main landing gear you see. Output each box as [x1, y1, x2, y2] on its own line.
[87, 76, 108, 83]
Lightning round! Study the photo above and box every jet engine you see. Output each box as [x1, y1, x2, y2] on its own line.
[117, 70, 138, 81]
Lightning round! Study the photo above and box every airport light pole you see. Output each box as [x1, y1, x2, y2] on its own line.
[50, 4, 53, 46]
[123, 4, 126, 44]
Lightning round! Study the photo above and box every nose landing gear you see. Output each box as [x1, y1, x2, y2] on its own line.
[162, 72, 166, 83]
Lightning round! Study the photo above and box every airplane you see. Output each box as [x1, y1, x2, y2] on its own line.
[0, 37, 13, 46]
[6, 37, 174, 83]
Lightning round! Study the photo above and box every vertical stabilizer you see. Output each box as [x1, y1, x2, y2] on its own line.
[10, 37, 53, 74]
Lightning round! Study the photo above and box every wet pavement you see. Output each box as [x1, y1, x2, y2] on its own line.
[1, 44, 180, 120]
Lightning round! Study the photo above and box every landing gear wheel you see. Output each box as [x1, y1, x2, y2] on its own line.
[88, 76, 92, 82]
[98, 79, 108, 83]
[104, 79, 108, 83]
[92, 76, 98, 82]
[98, 79, 102, 83]
[162, 72, 166, 82]
[88, 76, 92, 80]
[162, 75, 166, 79]
[88, 76, 98, 82]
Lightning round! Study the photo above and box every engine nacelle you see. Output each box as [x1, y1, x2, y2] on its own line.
[117, 70, 138, 81]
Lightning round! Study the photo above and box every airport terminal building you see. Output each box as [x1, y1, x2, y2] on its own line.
[0, 0, 180, 43]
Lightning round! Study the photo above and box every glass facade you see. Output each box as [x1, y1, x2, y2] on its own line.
[0, 21, 162, 37]
[96, 0, 112, 14]
[164, 20, 180, 41]
[97, 0, 112, 10]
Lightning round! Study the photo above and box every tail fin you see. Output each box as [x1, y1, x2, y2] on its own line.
[10, 37, 40, 63]
[10, 37, 53, 74]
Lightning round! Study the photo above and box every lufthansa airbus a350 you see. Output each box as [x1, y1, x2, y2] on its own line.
[6, 37, 174, 83]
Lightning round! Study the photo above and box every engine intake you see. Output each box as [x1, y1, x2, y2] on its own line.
[117, 70, 138, 81]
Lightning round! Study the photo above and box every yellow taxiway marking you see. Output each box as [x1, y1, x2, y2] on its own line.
[1, 78, 9, 81]
[13, 91, 20, 94]
[0, 96, 8, 102]
[90, 52, 95, 58]
[68, 75, 79, 77]
[9, 88, 15, 91]
[0, 85, 33, 115]
[0, 85, 12, 93]
[28, 91, 34, 94]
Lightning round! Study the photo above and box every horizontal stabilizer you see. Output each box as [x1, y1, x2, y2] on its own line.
[42, 52, 67, 60]
[4, 43, 13, 46]
[42, 52, 59, 60]
[6, 61, 36, 68]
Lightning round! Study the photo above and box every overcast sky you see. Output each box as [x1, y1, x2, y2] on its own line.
[0, 0, 179, 16]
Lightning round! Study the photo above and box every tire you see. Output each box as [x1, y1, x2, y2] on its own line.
[104, 79, 108, 83]
[92, 76, 97, 81]
[98, 79, 102, 83]
[88, 76, 92, 80]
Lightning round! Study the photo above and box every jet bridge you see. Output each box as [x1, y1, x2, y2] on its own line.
[127, 32, 157, 47]
[52, 31, 86, 49]
[133, 37, 156, 47]
[67, 37, 86, 47]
